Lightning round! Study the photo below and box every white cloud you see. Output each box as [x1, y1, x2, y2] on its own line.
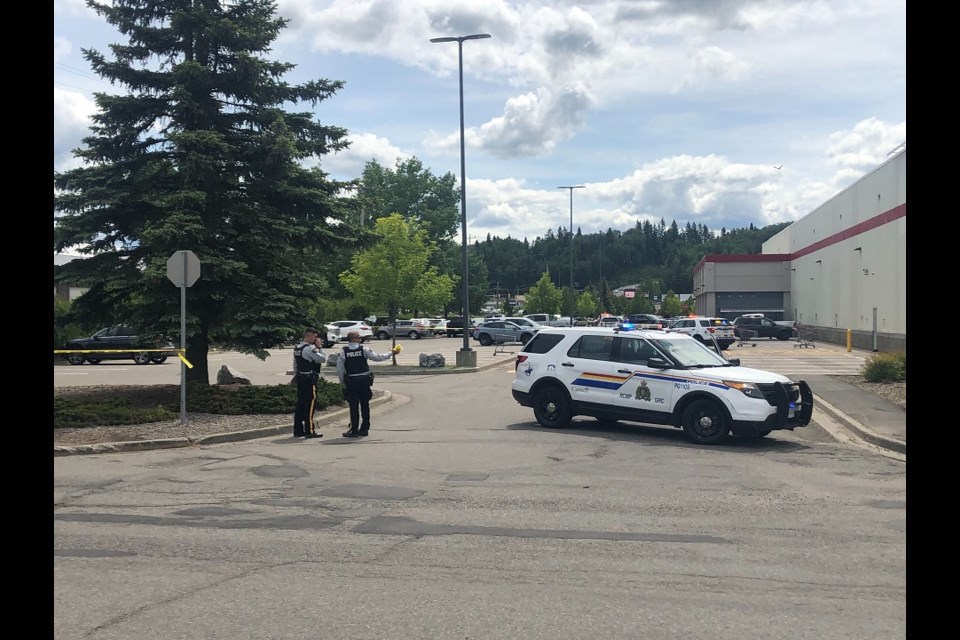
[308, 132, 412, 179]
[53, 0, 905, 243]
[54, 36, 72, 63]
[53, 0, 90, 15]
[825, 117, 906, 171]
[460, 114, 904, 241]
[53, 88, 97, 172]
[425, 86, 595, 158]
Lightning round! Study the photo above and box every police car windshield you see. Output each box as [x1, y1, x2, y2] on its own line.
[648, 337, 731, 369]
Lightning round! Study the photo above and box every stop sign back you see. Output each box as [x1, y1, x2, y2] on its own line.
[167, 250, 201, 287]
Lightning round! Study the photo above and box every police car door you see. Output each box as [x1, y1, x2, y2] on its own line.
[611, 336, 674, 416]
[559, 333, 618, 408]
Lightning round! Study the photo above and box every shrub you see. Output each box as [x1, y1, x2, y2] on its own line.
[185, 380, 344, 415]
[54, 396, 176, 429]
[54, 380, 345, 428]
[861, 351, 906, 382]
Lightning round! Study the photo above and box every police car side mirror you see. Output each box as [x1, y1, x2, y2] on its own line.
[646, 356, 670, 369]
[726, 357, 741, 366]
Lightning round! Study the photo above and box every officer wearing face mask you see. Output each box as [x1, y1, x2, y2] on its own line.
[336, 330, 400, 437]
[292, 327, 327, 439]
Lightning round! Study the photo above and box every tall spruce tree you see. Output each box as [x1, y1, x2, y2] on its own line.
[53, 0, 359, 383]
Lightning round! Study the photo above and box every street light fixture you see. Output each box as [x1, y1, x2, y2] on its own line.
[558, 185, 584, 327]
[430, 33, 491, 366]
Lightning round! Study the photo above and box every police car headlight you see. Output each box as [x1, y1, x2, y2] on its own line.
[723, 380, 765, 399]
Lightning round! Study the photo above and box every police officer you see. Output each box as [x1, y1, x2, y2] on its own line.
[293, 327, 327, 439]
[336, 330, 400, 437]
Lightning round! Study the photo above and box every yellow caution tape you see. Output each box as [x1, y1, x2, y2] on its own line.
[177, 352, 194, 368]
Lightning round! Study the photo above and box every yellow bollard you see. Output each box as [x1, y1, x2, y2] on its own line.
[846, 328, 852, 352]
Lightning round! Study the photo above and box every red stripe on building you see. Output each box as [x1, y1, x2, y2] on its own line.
[694, 204, 905, 270]
[790, 204, 905, 260]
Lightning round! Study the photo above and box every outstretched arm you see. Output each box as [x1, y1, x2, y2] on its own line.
[363, 346, 399, 362]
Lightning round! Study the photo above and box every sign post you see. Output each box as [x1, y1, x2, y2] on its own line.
[167, 250, 201, 425]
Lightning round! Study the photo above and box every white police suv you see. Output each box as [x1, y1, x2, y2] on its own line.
[511, 326, 813, 445]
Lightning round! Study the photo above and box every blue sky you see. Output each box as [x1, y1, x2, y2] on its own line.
[54, 0, 905, 244]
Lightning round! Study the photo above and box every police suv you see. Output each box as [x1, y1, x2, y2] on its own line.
[511, 326, 813, 445]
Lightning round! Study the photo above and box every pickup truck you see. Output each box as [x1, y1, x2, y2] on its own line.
[523, 314, 571, 327]
[732, 316, 797, 341]
[62, 325, 178, 365]
[441, 316, 475, 338]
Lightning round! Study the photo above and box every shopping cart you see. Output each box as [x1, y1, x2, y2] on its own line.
[493, 333, 520, 355]
[736, 328, 757, 347]
[794, 324, 815, 348]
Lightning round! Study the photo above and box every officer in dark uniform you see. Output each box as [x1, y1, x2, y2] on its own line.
[293, 327, 327, 438]
[336, 330, 400, 437]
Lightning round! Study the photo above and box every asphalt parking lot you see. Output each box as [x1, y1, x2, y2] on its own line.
[54, 331, 869, 387]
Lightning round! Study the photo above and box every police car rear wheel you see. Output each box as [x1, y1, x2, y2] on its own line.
[681, 399, 730, 445]
[533, 386, 572, 428]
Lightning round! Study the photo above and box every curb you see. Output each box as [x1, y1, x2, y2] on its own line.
[811, 393, 906, 455]
[54, 391, 395, 457]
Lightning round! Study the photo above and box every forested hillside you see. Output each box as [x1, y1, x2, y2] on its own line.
[474, 219, 791, 296]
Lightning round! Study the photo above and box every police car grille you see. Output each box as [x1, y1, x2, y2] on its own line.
[756, 383, 801, 405]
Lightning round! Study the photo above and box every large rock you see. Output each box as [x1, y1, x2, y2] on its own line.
[419, 353, 446, 368]
[216, 364, 251, 385]
[326, 351, 340, 368]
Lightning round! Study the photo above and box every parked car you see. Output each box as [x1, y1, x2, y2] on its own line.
[732, 316, 796, 341]
[503, 317, 543, 331]
[375, 319, 434, 340]
[442, 316, 476, 338]
[619, 314, 664, 330]
[417, 318, 446, 334]
[524, 313, 571, 327]
[62, 325, 177, 365]
[323, 320, 373, 346]
[511, 326, 813, 445]
[430, 319, 449, 336]
[666, 317, 736, 350]
[473, 320, 540, 346]
[595, 316, 621, 328]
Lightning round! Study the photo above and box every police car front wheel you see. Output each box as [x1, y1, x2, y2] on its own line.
[681, 399, 730, 445]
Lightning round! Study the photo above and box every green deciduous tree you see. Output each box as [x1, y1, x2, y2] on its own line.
[660, 291, 682, 317]
[53, 0, 358, 383]
[358, 157, 460, 242]
[340, 214, 455, 354]
[576, 290, 600, 318]
[625, 295, 656, 315]
[524, 272, 562, 315]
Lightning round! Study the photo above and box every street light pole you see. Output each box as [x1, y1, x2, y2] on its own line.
[558, 185, 584, 327]
[431, 33, 491, 364]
